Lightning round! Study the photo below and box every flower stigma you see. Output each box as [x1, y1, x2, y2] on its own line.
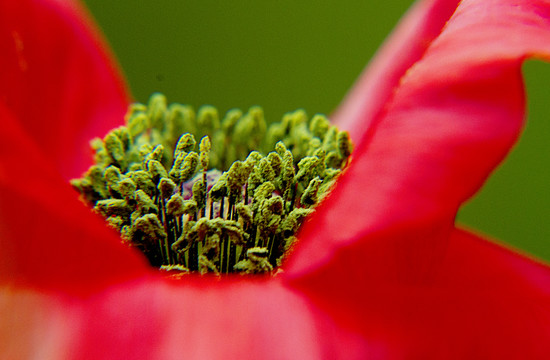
[72, 93, 353, 276]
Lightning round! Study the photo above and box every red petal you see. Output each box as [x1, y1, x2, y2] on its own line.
[0, 0, 148, 293]
[0, 0, 130, 180]
[0, 278, 379, 359]
[0, 104, 150, 295]
[332, 0, 460, 140]
[289, 228, 550, 358]
[287, 0, 550, 275]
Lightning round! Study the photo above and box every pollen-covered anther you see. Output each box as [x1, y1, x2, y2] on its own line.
[73, 93, 353, 276]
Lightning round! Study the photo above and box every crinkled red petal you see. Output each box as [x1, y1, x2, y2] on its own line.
[2, 0, 550, 358]
[0, 0, 130, 180]
[287, 0, 550, 277]
[285, 0, 550, 356]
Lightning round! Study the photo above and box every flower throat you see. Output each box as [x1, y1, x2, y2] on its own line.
[72, 93, 352, 276]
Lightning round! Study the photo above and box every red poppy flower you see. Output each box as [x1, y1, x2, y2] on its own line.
[2, 0, 550, 358]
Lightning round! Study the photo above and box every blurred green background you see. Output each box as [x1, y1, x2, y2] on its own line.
[83, 0, 550, 262]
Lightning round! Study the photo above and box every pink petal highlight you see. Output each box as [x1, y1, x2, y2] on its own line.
[1, 278, 381, 359]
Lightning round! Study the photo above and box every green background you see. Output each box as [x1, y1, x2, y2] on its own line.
[83, 1, 550, 262]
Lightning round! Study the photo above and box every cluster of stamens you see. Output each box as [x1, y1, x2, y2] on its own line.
[72, 93, 352, 276]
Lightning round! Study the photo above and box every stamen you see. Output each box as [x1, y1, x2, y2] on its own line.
[72, 93, 353, 276]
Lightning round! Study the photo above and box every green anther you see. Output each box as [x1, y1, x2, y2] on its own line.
[170, 152, 199, 184]
[159, 177, 176, 199]
[275, 141, 287, 156]
[114, 127, 131, 151]
[280, 208, 315, 237]
[280, 150, 295, 190]
[289, 109, 307, 127]
[227, 161, 246, 203]
[301, 177, 322, 206]
[125, 102, 147, 119]
[325, 152, 341, 169]
[106, 216, 125, 232]
[70, 177, 94, 203]
[168, 104, 196, 144]
[322, 168, 341, 182]
[160, 264, 189, 274]
[254, 182, 275, 201]
[118, 178, 137, 200]
[147, 159, 168, 184]
[128, 112, 149, 138]
[245, 151, 262, 167]
[166, 194, 185, 217]
[234, 106, 266, 147]
[256, 201, 282, 238]
[104, 132, 126, 168]
[133, 214, 167, 247]
[181, 199, 198, 215]
[192, 180, 206, 211]
[199, 255, 219, 275]
[212, 218, 248, 246]
[199, 136, 211, 170]
[322, 126, 338, 150]
[221, 108, 242, 132]
[147, 93, 167, 131]
[129, 170, 156, 197]
[244, 152, 264, 193]
[234, 247, 273, 274]
[175, 133, 196, 154]
[128, 163, 143, 172]
[203, 233, 221, 260]
[267, 196, 284, 215]
[267, 152, 282, 177]
[235, 203, 253, 228]
[258, 158, 275, 182]
[138, 143, 153, 155]
[73, 93, 353, 274]
[145, 145, 165, 164]
[197, 105, 220, 138]
[309, 114, 330, 139]
[189, 218, 215, 241]
[135, 190, 158, 214]
[88, 165, 108, 199]
[295, 156, 319, 183]
[209, 172, 228, 201]
[312, 150, 327, 181]
[307, 138, 322, 156]
[337, 130, 353, 160]
[95, 198, 132, 218]
[90, 137, 110, 165]
[104, 165, 122, 195]
[247, 168, 263, 196]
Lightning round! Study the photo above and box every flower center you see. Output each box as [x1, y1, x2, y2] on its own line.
[72, 93, 352, 276]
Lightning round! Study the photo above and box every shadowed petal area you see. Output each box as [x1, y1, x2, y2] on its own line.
[1, 279, 384, 359]
[0, 0, 130, 179]
[289, 228, 550, 358]
[332, 0, 460, 140]
[0, 104, 150, 294]
[0, 0, 147, 294]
